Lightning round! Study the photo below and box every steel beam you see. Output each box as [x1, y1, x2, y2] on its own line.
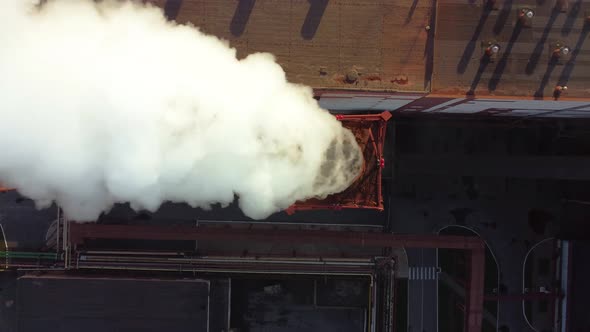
[69, 224, 484, 250]
[465, 247, 485, 332]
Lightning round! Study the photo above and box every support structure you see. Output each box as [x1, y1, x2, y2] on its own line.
[287, 111, 392, 214]
[465, 247, 485, 332]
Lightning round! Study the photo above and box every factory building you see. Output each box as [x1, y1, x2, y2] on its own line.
[1, 0, 590, 332]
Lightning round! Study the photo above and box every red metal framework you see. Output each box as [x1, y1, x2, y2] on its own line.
[0, 187, 14, 192]
[286, 111, 392, 214]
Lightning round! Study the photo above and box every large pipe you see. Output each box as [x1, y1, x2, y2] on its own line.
[196, 219, 383, 229]
[69, 224, 485, 250]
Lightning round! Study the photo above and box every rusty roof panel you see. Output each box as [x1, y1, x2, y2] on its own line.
[433, 0, 590, 98]
[147, 0, 433, 92]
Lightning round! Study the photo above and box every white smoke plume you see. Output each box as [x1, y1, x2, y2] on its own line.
[0, 0, 363, 221]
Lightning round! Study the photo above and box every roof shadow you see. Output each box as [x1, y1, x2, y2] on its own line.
[488, 22, 524, 91]
[405, 0, 420, 25]
[534, 57, 558, 98]
[230, 0, 256, 37]
[493, 0, 514, 35]
[301, 0, 329, 40]
[561, 0, 582, 36]
[525, 7, 560, 75]
[557, 24, 590, 86]
[467, 57, 492, 95]
[163, 0, 183, 21]
[457, 3, 494, 74]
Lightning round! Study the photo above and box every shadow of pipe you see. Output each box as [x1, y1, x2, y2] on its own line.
[493, 0, 514, 34]
[301, 0, 329, 40]
[163, 0, 183, 21]
[230, 0, 256, 37]
[405, 0, 420, 25]
[457, 3, 494, 74]
[525, 7, 560, 75]
[534, 57, 558, 97]
[556, 24, 590, 86]
[488, 22, 523, 91]
[561, 0, 582, 36]
[467, 57, 492, 95]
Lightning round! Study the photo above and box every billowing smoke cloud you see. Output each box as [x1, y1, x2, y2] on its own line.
[0, 0, 363, 221]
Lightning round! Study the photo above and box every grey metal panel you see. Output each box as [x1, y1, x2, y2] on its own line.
[422, 98, 466, 112]
[318, 96, 382, 111]
[17, 276, 210, 332]
[319, 95, 417, 111]
[318, 92, 590, 118]
[372, 98, 416, 110]
[542, 111, 590, 118]
[440, 100, 590, 115]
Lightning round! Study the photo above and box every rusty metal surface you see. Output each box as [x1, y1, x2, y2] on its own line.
[433, 0, 590, 98]
[147, 0, 433, 92]
[69, 223, 485, 249]
[288, 111, 391, 213]
[17, 274, 211, 332]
